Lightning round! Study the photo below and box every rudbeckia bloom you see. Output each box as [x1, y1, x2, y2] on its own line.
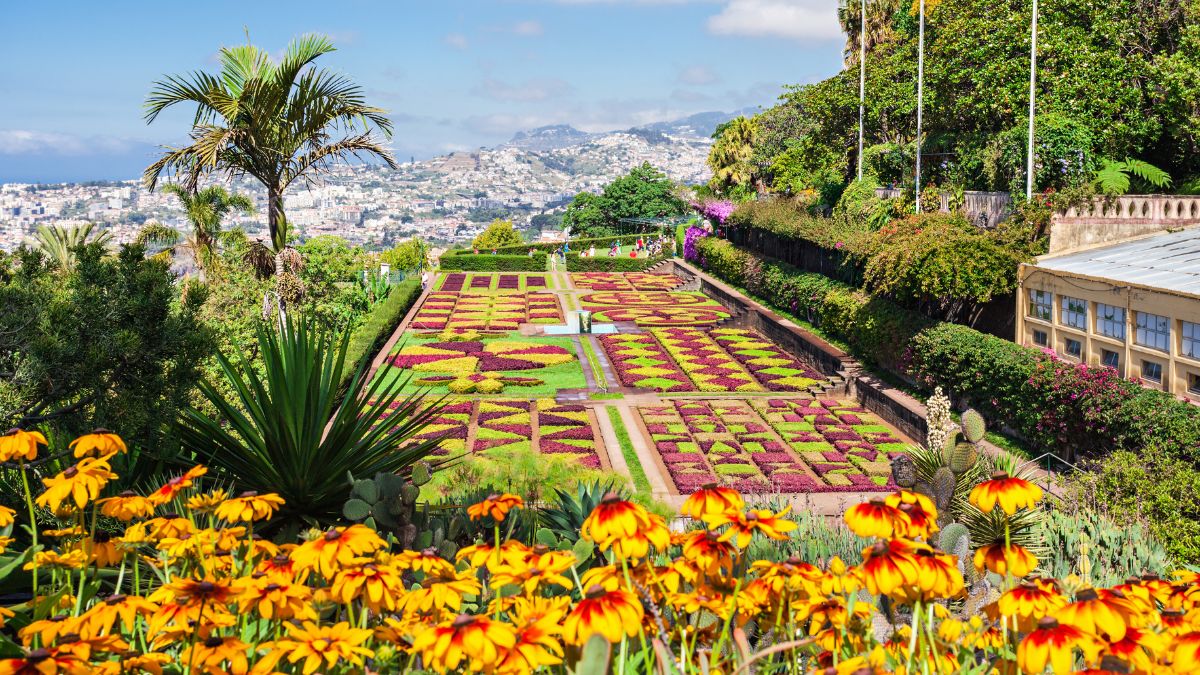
[0, 428, 47, 462]
[268, 621, 374, 675]
[330, 561, 405, 612]
[79, 594, 159, 635]
[681, 530, 738, 576]
[1055, 588, 1142, 642]
[1018, 616, 1102, 675]
[885, 490, 939, 538]
[233, 575, 316, 621]
[910, 548, 965, 600]
[213, 491, 285, 523]
[148, 465, 207, 505]
[999, 580, 1068, 632]
[98, 492, 156, 521]
[412, 614, 517, 673]
[292, 524, 385, 577]
[681, 483, 745, 520]
[35, 455, 117, 512]
[820, 556, 864, 596]
[466, 493, 525, 522]
[69, 430, 126, 458]
[499, 597, 569, 673]
[581, 493, 668, 560]
[489, 549, 575, 594]
[1172, 632, 1200, 672]
[860, 539, 921, 598]
[974, 542, 1038, 578]
[0, 505, 13, 528]
[563, 586, 645, 645]
[0, 646, 88, 675]
[703, 506, 796, 549]
[24, 549, 87, 571]
[969, 471, 1043, 516]
[844, 498, 912, 539]
[176, 635, 249, 675]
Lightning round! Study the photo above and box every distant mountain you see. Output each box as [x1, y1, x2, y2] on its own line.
[632, 107, 762, 139]
[506, 124, 594, 152]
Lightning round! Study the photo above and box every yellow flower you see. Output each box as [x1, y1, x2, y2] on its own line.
[466, 493, 525, 522]
[860, 539, 921, 599]
[489, 549, 575, 594]
[292, 524, 385, 577]
[19, 613, 86, 646]
[79, 593, 159, 635]
[844, 498, 912, 539]
[69, 430, 127, 458]
[264, 621, 374, 675]
[36, 454, 118, 511]
[680, 530, 737, 576]
[703, 506, 796, 549]
[148, 465, 207, 505]
[0, 505, 15, 528]
[413, 614, 517, 674]
[499, 597, 568, 673]
[968, 471, 1043, 516]
[1054, 587, 1142, 643]
[974, 542, 1038, 578]
[820, 556, 864, 596]
[25, 549, 88, 571]
[185, 490, 228, 515]
[329, 560, 405, 612]
[397, 568, 482, 615]
[998, 579, 1068, 632]
[176, 635, 249, 675]
[233, 574, 315, 621]
[78, 532, 124, 567]
[563, 586, 644, 645]
[98, 491, 156, 521]
[581, 493, 669, 560]
[213, 491, 285, 523]
[884, 490, 939, 539]
[680, 483, 745, 520]
[0, 428, 47, 462]
[1017, 616, 1102, 675]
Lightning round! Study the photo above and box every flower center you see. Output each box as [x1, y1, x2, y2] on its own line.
[324, 528, 342, 542]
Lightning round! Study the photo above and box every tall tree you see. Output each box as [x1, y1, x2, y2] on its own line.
[707, 117, 759, 194]
[143, 34, 397, 251]
[136, 184, 255, 278]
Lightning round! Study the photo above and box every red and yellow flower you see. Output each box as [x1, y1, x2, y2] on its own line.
[968, 471, 1043, 516]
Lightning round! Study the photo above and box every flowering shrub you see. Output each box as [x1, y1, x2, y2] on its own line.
[697, 199, 734, 225]
[4, 428, 1200, 673]
[683, 225, 708, 263]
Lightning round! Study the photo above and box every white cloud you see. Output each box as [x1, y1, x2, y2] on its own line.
[0, 130, 138, 156]
[472, 77, 573, 102]
[678, 64, 719, 85]
[706, 0, 840, 40]
[512, 20, 545, 36]
[444, 32, 469, 50]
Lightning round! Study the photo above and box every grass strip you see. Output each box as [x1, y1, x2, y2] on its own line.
[578, 336, 608, 390]
[607, 406, 651, 496]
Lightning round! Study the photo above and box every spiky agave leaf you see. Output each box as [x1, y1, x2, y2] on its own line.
[178, 315, 450, 528]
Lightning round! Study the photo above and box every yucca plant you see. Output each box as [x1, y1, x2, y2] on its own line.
[179, 316, 447, 528]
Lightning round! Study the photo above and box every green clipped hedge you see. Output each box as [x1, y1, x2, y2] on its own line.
[439, 252, 547, 271]
[489, 234, 651, 255]
[341, 280, 422, 388]
[692, 236, 1200, 463]
[565, 254, 664, 272]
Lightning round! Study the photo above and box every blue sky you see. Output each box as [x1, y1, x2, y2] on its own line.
[0, 0, 845, 183]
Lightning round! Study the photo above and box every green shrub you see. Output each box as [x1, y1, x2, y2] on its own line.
[1067, 448, 1200, 564]
[439, 252, 547, 271]
[340, 280, 421, 388]
[1038, 506, 1172, 585]
[566, 254, 663, 272]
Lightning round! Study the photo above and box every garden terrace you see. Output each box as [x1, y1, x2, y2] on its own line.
[363, 269, 919, 510]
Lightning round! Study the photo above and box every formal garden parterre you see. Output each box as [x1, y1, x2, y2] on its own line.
[570, 271, 682, 291]
[578, 290, 731, 326]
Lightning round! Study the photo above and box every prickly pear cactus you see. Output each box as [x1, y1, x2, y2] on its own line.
[961, 409, 986, 444]
[949, 442, 978, 475]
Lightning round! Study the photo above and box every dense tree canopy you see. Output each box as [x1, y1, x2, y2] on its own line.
[562, 163, 688, 237]
[471, 219, 525, 251]
[725, 0, 1200, 202]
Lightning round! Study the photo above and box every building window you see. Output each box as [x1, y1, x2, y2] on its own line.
[1101, 349, 1120, 370]
[1065, 338, 1082, 358]
[1032, 329, 1048, 347]
[1142, 360, 1163, 383]
[1183, 321, 1200, 359]
[1135, 311, 1170, 352]
[1190, 373, 1200, 395]
[1061, 296, 1087, 329]
[1028, 289, 1052, 322]
[1096, 304, 1126, 340]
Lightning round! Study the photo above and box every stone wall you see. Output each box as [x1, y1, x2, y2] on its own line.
[1048, 195, 1200, 254]
[873, 188, 1013, 227]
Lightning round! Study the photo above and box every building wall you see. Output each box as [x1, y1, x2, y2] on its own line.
[1016, 264, 1200, 401]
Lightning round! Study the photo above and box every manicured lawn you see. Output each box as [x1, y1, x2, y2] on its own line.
[607, 406, 651, 495]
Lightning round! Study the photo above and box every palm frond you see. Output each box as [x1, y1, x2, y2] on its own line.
[134, 222, 182, 248]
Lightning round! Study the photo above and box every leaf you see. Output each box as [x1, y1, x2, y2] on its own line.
[575, 635, 612, 675]
[1122, 158, 1172, 189]
[343, 498, 372, 521]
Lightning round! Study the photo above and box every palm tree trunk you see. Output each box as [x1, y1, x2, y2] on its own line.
[267, 184, 287, 251]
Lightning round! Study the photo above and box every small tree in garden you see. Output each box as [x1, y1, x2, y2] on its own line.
[471, 219, 524, 251]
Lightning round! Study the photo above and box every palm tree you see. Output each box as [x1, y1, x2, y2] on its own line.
[143, 34, 397, 251]
[136, 184, 254, 277]
[707, 116, 758, 193]
[27, 223, 112, 270]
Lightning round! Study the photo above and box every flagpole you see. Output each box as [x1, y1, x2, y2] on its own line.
[1026, 0, 1038, 200]
[914, 0, 925, 213]
[857, 0, 866, 181]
